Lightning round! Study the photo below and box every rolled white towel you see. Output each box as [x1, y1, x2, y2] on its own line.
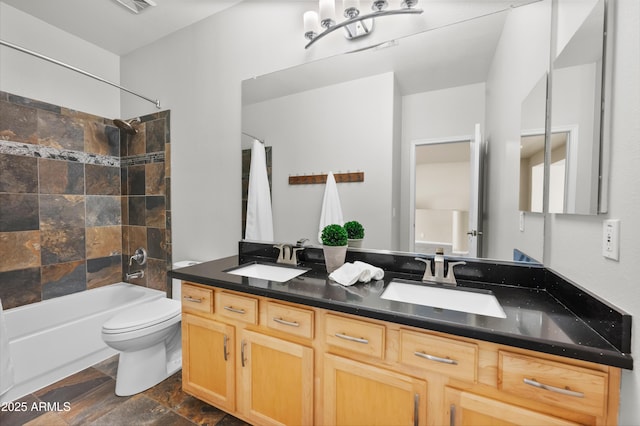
[329, 262, 384, 286]
[353, 261, 384, 283]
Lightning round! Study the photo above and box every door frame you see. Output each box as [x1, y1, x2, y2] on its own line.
[408, 134, 474, 254]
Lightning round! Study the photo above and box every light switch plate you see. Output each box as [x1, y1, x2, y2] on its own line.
[602, 219, 620, 261]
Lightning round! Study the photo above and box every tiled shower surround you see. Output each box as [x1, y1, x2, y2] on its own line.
[0, 91, 172, 309]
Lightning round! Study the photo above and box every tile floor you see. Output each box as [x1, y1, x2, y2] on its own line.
[0, 356, 250, 426]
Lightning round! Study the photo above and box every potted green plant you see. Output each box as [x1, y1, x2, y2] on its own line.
[344, 220, 365, 248]
[320, 224, 348, 273]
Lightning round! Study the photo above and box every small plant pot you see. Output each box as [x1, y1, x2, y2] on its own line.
[323, 245, 348, 273]
[347, 238, 363, 248]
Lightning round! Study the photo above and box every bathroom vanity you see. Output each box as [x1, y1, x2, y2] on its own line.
[170, 242, 632, 426]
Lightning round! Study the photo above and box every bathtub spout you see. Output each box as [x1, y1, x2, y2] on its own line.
[126, 270, 144, 280]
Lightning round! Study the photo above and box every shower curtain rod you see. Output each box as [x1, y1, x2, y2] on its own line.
[242, 132, 264, 144]
[0, 39, 161, 109]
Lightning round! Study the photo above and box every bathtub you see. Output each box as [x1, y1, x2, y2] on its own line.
[0, 283, 166, 403]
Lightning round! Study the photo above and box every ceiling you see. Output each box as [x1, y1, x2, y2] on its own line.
[2, 0, 242, 55]
[3, 0, 542, 58]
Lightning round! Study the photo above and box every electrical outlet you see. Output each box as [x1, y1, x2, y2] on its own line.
[602, 219, 620, 261]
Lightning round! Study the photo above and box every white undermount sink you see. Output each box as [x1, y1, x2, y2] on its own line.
[381, 279, 507, 318]
[225, 263, 309, 283]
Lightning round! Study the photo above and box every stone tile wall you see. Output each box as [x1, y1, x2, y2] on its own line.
[120, 113, 172, 294]
[0, 91, 172, 309]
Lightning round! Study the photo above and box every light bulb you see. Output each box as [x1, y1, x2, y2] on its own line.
[303, 10, 319, 40]
[320, 0, 336, 28]
[343, 0, 360, 18]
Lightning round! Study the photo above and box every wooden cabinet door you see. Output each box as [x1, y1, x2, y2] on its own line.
[444, 387, 581, 426]
[323, 353, 427, 426]
[239, 329, 314, 426]
[182, 313, 236, 412]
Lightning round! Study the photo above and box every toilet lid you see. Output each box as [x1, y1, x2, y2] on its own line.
[103, 298, 181, 333]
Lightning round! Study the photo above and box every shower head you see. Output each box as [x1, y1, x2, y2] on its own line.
[113, 117, 141, 135]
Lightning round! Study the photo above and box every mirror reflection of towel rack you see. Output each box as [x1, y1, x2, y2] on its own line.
[288, 171, 364, 185]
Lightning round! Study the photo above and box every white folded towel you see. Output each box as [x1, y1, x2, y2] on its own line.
[318, 171, 344, 243]
[329, 261, 384, 286]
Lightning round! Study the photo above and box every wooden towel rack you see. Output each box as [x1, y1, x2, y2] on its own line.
[288, 171, 364, 185]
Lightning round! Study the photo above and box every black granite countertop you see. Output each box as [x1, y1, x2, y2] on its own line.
[170, 242, 633, 370]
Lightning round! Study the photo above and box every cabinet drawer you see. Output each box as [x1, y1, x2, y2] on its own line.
[399, 330, 478, 382]
[266, 301, 314, 339]
[217, 292, 258, 324]
[181, 283, 213, 314]
[325, 314, 385, 359]
[498, 351, 608, 417]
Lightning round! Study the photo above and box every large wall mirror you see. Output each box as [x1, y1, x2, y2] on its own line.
[519, 75, 547, 214]
[519, 0, 608, 215]
[549, 0, 607, 215]
[241, 0, 584, 264]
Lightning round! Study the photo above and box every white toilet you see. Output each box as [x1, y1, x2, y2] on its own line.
[101, 297, 182, 396]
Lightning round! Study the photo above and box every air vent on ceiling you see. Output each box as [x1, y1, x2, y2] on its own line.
[115, 0, 157, 14]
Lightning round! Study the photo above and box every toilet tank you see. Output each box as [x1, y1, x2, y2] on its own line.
[171, 261, 201, 301]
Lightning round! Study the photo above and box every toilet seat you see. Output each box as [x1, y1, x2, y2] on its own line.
[102, 298, 181, 334]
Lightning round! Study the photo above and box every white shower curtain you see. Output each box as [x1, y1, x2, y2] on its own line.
[245, 139, 274, 241]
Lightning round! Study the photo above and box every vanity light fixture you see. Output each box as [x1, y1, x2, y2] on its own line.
[303, 0, 423, 49]
[114, 0, 157, 14]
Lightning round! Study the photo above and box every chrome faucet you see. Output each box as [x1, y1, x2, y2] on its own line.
[125, 270, 144, 280]
[129, 247, 147, 266]
[274, 243, 304, 266]
[296, 238, 310, 246]
[415, 248, 466, 286]
[433, 248, 445, 280]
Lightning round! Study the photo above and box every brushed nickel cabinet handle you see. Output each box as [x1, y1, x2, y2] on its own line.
[335, 332, 369, 344]
[183, 296, 202, 303]
[414, 351, 458, 365]
[224, 305, 246, 314]
[223, 334, 229, 361]
[449, 404, 456, 426]
[273, 317, 300, 327]
[523, 378, 585, 398]
[241, 339, 246, 367]
[413, 393, 419, 426]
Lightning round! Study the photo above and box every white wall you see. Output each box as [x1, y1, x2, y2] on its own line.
[120, 2, 316, 263]
[243, 73, 396, 249]
[0, 3, 120, 118]
[484, 0, 551, 262]
[548, 1, 640, 423]
[391, 77, 403, 250]
[556, 0, 599, 57]
[552, 63, 599, 214]
[415, 162, 470, 211]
